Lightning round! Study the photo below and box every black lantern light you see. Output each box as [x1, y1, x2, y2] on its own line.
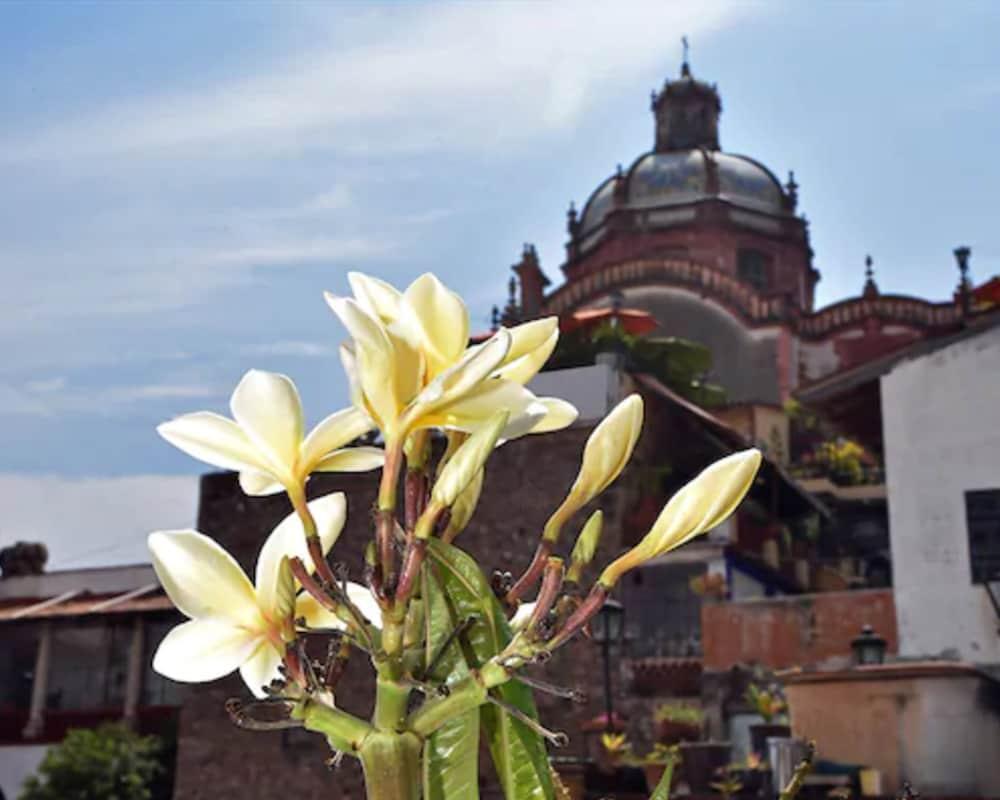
[594, 598, 625, 731]
[593, 598, 625, 645]
[851, 624, 887, 666]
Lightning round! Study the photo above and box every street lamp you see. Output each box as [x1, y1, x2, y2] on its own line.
[851, 624, 887, 666]
[593, 598, 625, 731]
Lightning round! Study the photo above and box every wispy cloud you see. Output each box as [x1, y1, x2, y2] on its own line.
[242, 340, 334, 358]
[0, 379, 220, 417]
[2, 2, 748, 165]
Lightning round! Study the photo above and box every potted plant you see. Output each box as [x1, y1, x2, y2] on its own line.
[653, 702, 703, 744]
[746, 683, 791, 757]
[600, 734, 680, 795]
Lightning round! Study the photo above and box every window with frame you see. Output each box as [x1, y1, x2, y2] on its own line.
[737, 248, 771, 291]
[621, 562, 705, 658]
[965, 489, 1000, 584]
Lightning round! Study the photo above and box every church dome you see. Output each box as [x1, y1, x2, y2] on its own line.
[579, 150, 787, 233]
[576, 60, 791, 235]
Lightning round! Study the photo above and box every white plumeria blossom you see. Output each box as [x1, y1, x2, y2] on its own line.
[149, 493, 381, 697]
[157, 369, 384, 496]
[329, 272, 577, 441]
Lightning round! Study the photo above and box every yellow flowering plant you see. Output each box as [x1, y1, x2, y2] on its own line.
[149, 273, 762, 800]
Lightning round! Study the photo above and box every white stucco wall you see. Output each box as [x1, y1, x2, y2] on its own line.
[529, 362, 617, 422]
[0, 744, 48, 798]
[881, 324, 1000, 662]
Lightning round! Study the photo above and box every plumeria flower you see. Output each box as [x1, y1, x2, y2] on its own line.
[150, 493, 381, 698]
[158, 369, 384, 497]
[329, 292, 514, 441]
[331, 272, 577, 442]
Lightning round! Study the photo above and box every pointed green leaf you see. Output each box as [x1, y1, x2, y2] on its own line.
[427, 539, 555, 800]
[422, 566, 480, 800]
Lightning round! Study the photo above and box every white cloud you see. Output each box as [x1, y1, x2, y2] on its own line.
[0, 380, 220, 417]
[303, 184, 352, 212]
[2, 1, 750, 164]
[25, 376, 67, 393]
[205, 235, 391, 268]
[0, 473, 198, 569]
[243, 340, 334, 358]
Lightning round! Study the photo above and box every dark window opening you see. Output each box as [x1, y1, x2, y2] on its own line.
[0, 624, 40, 710]
[47, 619, 132, 711]
[967, 489, 1000, 584]
[738, 248, 771, 291]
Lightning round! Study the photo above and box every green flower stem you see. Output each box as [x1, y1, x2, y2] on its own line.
[407, 661, 509, 738]
[374, 674, 412, 732]
[358, 730, 422, 800]
[298, 699, 373, 755]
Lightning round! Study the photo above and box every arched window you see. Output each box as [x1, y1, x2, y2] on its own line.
[737, 248, 772, 291]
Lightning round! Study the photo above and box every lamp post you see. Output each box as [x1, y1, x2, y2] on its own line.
[593, 598, 625, 731]
[851, 624, 887, 666]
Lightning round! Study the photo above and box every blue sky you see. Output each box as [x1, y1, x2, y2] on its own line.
[1, 0, 998, 567]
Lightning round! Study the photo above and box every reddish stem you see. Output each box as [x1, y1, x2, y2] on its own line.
[375, 509, 397, 595]
[548, 583, 608, 649]
[394, 538, 428, 606]
[527, 558, 565, 633]
[404, 470, 426, 534]
[504, 540, 552, 608]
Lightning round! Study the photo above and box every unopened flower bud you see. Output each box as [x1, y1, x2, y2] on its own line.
[599, 449, 762, 587]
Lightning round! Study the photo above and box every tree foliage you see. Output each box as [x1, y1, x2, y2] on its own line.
[19, 724, 162, 800]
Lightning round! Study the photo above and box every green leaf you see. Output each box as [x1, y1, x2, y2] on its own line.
[422, 565, 480, 800]
[649, 759, 677, 800]
[427, 539, 555, 800]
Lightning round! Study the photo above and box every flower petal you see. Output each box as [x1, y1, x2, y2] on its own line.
[420, 378, 536, 433]
[525, 397, 579, 435]
[256, 553, 296, 627]
[348, 271, 403, 324]
[432, 411, 508, 507]
[401, 273, 469, 377]
[495, 324, 559, 385]
[230, 370, 304, 478]
[560, 394, 643, 512]
[255, 493, 347, 596]
[410, 329, 511, 415]
[313, 446, 385, 473]
[509, 601, 536, 633]
[301, 406, 375, 472]
[153, 618, 260, 684]
[500, 317, 559, 365]
[326, 294, 401, 432]
[239, 470, 284, 496]
[295, 581, 383, 630]
[148, 530, 259, 628]
[239, 641, 285, 699]
[157, 412, 267, 473]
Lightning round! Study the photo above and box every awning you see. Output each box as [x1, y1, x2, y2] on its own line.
[0, 584, 171, 621]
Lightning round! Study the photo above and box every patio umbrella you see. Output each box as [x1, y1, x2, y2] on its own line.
[562, 306, 658, 337]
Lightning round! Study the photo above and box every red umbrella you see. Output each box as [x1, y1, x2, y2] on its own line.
[561, 307, 658, 337]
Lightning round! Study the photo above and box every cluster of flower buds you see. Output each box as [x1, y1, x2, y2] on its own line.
[146, 271, 762, 783]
